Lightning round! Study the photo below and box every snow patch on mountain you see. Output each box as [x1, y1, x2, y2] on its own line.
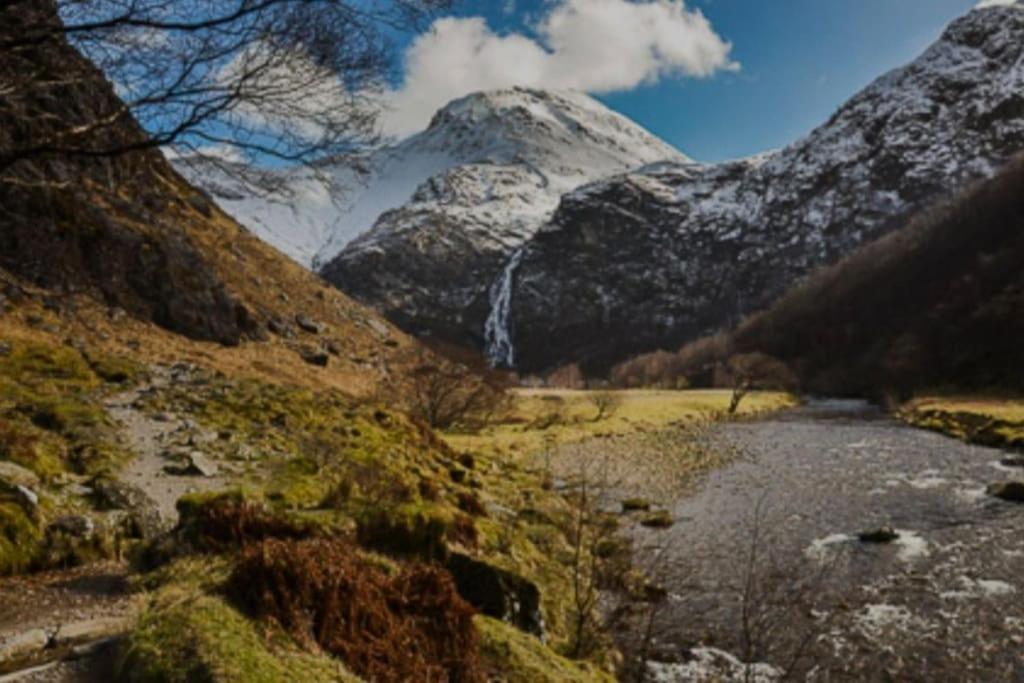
[179, 87, 685, 269]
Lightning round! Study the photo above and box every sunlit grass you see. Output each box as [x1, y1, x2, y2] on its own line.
[443, 389, 796, 459]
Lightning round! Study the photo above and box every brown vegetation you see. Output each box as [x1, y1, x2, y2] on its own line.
[227, 538, 484, 683]
[385, 341, 511, 430]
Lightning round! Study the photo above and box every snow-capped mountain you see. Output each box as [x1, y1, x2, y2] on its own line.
[178, 88, 684, 270]
[317, 88, 687, 349]
[504, 3, 1024, 371]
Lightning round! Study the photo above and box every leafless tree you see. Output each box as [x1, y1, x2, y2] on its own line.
[590, 390, 623, 422]
[0, 0, 449, 187]
[717, 352, 798, 415]
[389, 344, 511, 431]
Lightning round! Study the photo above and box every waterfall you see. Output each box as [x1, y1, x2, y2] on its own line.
[483, 249, 524, 368]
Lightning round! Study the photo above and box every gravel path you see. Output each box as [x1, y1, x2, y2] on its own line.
[629, 400, 1024, 681]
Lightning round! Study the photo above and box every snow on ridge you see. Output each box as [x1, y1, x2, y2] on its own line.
[177, 87, 687, 269]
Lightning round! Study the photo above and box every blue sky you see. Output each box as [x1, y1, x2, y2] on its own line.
[386, 0, 983, 161]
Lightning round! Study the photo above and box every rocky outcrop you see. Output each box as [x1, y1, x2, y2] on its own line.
[0, 2, 259, 346]
[509, 5, 1024, 371]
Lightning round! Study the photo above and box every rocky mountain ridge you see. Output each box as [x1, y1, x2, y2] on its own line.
[508, 3, 1024, 371]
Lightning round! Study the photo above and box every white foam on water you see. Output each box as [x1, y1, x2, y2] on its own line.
[805, 533, 854, 561]
[647, 647, 782, 682]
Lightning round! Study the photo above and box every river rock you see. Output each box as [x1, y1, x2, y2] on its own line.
[858, 526, 900, 544]
[446, 552, 545, 638]
[987, 481, 1024, 503]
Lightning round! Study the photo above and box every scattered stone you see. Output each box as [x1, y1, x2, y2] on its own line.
[621, 497, 652, 513]
[458, 453, 476, 470]
[0, 628, 51, 663]
[0, 340, 10, 357]
[12, 485, 39, 513]
[987, 481, 1024, 503]
[325, 340, 342, 356]
[91, 479, 164, 538]
[640, 510, 675, 529]
[858, 525, 900, 544]
[52, 616, 134, 647]
[366, 318, 390, 339]
[446, 552, 545, 638]
[300, 348, 330, 367]
[152, 412, 175, 423]
[0, 461, 41, 488]
[49, 515, 95, 538]
[184, 451, 219, 477]
[267, 317, 294, 338]
[295, 314, 324, 334]
[449, 467, 467, 484]
[1000, 456, 1024, 469]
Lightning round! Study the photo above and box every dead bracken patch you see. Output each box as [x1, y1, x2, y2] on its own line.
[227, 538, 483, 683]
[178, 494, 311, 552]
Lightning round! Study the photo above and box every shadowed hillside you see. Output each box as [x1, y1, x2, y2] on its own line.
[645, 154, 1024, 398]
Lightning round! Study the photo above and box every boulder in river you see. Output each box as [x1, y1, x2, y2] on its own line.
[858, 525, 900, 544]
[987, 481, 1024, 503]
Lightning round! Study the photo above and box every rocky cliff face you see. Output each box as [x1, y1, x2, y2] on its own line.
[508, 4, 1024, 372]
[318, 88, 686, 359]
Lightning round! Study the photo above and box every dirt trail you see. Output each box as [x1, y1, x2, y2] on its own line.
[104, 364, 226, 526]
[0, 364, 228, 680]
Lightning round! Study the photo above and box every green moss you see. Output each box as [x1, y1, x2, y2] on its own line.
[119, 588, 358, 683]
[476, 617, 614, 683]
[355, 503, 452, 560]
[84, 352, 146, 384]
[0, 340, 135, 480]
[0, 501, 41, 575]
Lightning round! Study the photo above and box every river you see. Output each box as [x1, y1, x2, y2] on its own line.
[626, 399, 1024, 681]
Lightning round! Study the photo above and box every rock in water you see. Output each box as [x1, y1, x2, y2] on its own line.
[858, 526, 900, 544]
[987, 481, 1024, 503]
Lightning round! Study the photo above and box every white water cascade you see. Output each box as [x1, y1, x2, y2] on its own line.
[483, 249, 524, 368]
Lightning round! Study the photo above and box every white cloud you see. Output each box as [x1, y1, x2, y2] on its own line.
[382, 0, 737, 137]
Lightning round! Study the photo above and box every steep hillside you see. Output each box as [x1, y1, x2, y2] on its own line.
[506, 3, 1024, 372]
[0, 2, 416, 396]
[726, 153, 1024, 397]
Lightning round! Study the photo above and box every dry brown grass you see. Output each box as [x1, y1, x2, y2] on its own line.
[227, 538, 484, 683]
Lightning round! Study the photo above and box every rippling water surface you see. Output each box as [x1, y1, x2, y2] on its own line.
[629, 399, 1024, 681]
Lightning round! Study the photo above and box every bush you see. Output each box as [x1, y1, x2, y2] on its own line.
[227, 538, 484, 683]
[388, 343, 511, 431]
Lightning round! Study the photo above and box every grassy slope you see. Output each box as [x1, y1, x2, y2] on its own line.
[899, 396, 1024, 449]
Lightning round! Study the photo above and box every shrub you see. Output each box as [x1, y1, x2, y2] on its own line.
[227, 538, 484, 683]
[546, 363, 586, 389]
